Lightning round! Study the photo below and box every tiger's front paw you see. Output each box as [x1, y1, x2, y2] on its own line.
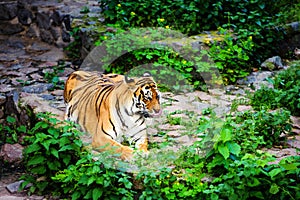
[120, 146, 134, 161]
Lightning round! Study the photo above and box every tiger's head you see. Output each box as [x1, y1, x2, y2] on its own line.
[125, 73, 162, 118]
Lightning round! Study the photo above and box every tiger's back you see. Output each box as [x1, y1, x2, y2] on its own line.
[63, 71, 161, 160]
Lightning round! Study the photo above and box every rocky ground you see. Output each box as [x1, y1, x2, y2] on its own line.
[0, 1, 299, 200]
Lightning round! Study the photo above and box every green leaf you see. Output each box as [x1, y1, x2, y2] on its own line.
[7, 116, 16, 124]
[31, 165, 47, 174]
[17, 125, 27, 133]
[25, 143, 41, 154]
[72, 191, 82, 200]
[258, 3, 265, 9]
[279, 163, 298, 170]
[63, 154, 71, 165]
[28, 155, 45, 166]
[226, 142, 241, 156]
[59, 137, 70, 147]
[269, 183, 279, 194]
[269, 168, 282, 178]
[50, 148, 59, 159]
[218, 144, 229, 159]
[88, 176, 96, 186]
[41, 122, 49, 129]
[78, 175, 89, 184]
[42, 140, 52, 151]
[48, 160, 61, 170]
[59, 145, 74, 152]
[48, 127, 59, 138]
[220, 128, 232, 142]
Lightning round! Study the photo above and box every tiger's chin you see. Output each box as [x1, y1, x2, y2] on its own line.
[149, 109, 162, 118]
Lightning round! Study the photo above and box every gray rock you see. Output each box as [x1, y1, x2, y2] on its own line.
[17, 8, 33, 25]
[6, 180, 24, 193]
[50, 26, 61, 40]
[261, 56, 284, 70]
[0, 2, 18, 20]
[237, 71, 274, 87]
[40, 94, 55, 100]
[0, 84, 14, 93]
[10, 64, 23, 70]
[0, 144, 24, 164]
[0, 22, 24, 35]
[0, 196, 24, 200]
[36, 12, 51, 30]
[26, 23, 39, 38]
[40, 29, 54, 44]
[62, 30, 71, 42]
[22, 83, 53, 93]
[50, 10, 63, 26]
[0, 94, 6, 105]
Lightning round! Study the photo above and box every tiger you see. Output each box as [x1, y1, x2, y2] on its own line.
[63, 70, 161, 160]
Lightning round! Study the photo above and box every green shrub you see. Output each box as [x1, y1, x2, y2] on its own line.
[208, 28, 254, 84]
[0, 116, 27, 144]
[97, 28, 215, 91]
[204, 153, 300, 200]
[233, 109, 292, 150]
[251, 63, 300, 116]
[21, 113, 85, 194]
[99, 0, 285, 35]
[21, 109, 299, 199]
[98, 0, 295, 84]
[53, 153, 134, 200]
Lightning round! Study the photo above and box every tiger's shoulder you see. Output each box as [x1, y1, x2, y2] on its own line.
[63, 71, 125, 103]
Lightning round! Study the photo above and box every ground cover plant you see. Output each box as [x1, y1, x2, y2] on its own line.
[250, 62, 300, 116]
[14, 107, 298, 199]
[95, 0, 297, 84]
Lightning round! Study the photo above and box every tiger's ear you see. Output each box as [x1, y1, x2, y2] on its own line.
[124, 75, 137, 90]
[143, 72, 152, 77]
[125, 75, 134, 83]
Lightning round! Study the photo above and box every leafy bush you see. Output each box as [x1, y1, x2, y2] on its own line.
[99, 0, 285, 35]
[251, 63, 300, 116]
[98, 0, 295, 84]
[233, 109, 292, 150]
[0, 116, 27, 144]
[208, 28, 254, 84]
[95, 28, 215, 91]
[20, 109, 299, 199]
[53, 153, 134, 200]
[21, 113, 85, 194]
[204, 153, 300, 200]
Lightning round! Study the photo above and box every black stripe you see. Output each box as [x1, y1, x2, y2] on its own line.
[139, 118, 145, 126]
[135, 115, 144, 123]
[136, 79, 152, 85]
[101, 125, 113, 139]
[131, 128, 147, 143]
[67, 105, 72, 118]
[109, 118, 118, 138]
[95, 85, 113, 118]
[82, 94, 94, 128]
[125, 108, 133, 116]
[115, 98, 128, 128]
